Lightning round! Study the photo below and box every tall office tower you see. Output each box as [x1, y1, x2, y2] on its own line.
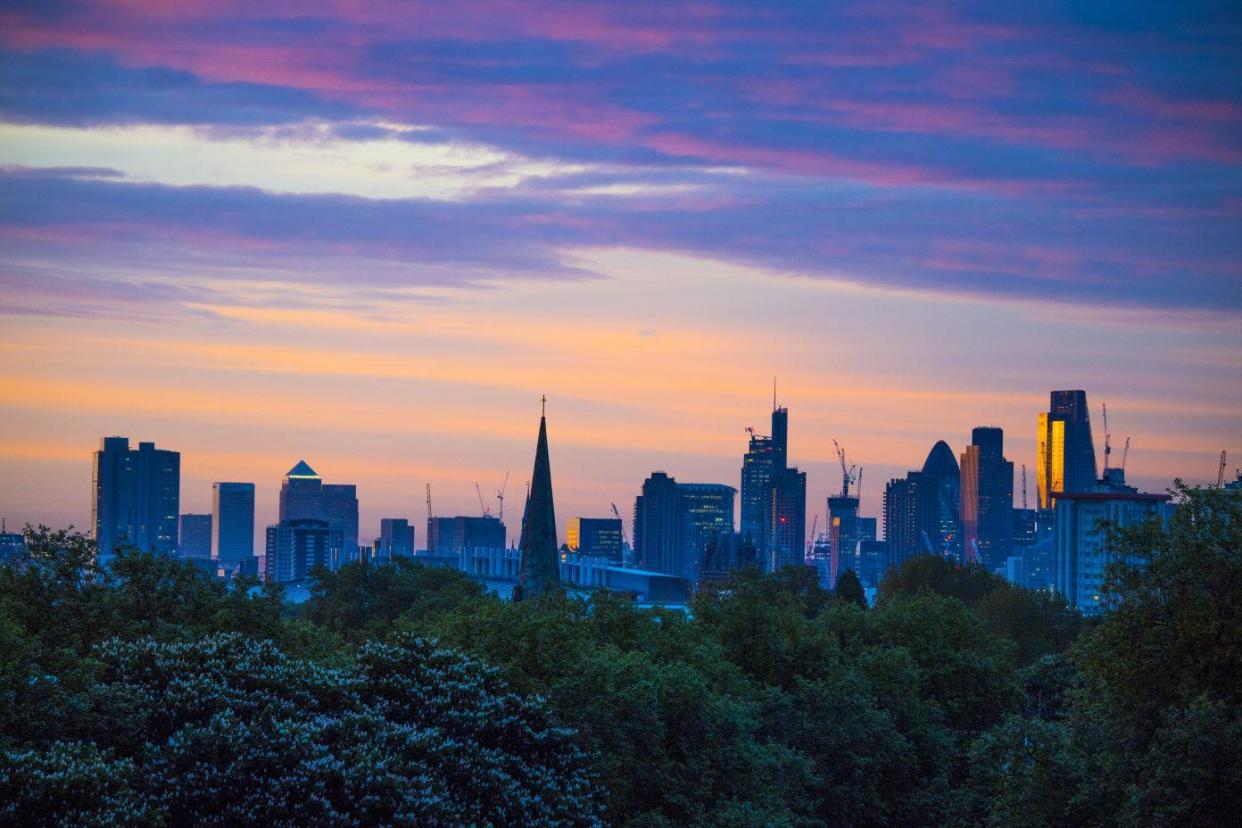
[740, 431, 775, 556]
[378, 518, 415, 559]
[740, 403, 804, 571]
[427, 516, 506, 556]
[212, 482, 255, 563]
[178, 514, 212, 558]
[516, 402, 560, 600]
[770, 406, 788, 474]
[566, 517, 623, 562]
[883, 441, 961, 570]
[322, 484, 359, 554]
[827, 493, 859, 586]
[770, 467, 807, 572]
[92, 436, 180, 562]
[960, 427, 1014, 571]
[1037, 390, 1098, 509]
[277, 461, 357, 564]
[677, 483, 736, 584]
[922, 441, 961, 559]
[1055, 473, 1170, 615]
[265, 518, 342, 583]
[634, 472, 680, 574]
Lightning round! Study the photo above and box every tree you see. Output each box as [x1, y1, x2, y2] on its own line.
[834, 568, 867, 608]
[2, 633, 604, 827]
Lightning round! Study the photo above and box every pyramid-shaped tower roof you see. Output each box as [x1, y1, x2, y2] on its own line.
[286, 460, 320, 479]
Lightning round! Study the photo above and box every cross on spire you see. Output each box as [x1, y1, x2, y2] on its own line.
[541, 394, 547, 417]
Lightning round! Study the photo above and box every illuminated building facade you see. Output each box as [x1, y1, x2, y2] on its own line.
[1037, 390, 1098, 509]
[566, 517, 623, 562]
[960, 426, 1014, 570]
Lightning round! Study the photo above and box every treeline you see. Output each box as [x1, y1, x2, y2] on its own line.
[1, 484, 1238, 827]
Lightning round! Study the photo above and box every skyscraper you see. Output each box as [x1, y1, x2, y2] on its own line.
[960, 426, 1014, 570]
[277, 461, 356, 565]
[883, 441, 961, 569]
[677, 483, 735, 584]
[634, 472, 680, 575]
[516, 400, 559, 600]
[91, 436, 180, 562]
[739, 431, 774, 555]
[178, 513, 212, 558]
[1037, 390, 1098, 509]
[379, 518, 415, 559]
[770, 467, 807, 572]
[826, 493, 859, 586]
[212, 482, 255, 563]
[740, 402, 806, 572]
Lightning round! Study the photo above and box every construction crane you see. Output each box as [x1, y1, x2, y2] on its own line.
[610, 502, 632, 562]
[1102, 403, 1112, 471]
[808, 514, 819, 556]
[1120, 437, 1131, 474]
[1219, 451, 1228, 488]
[475, 483, 491, 517]
[831, 439, 857, 498]
[496, 471, 510, 522]
[857, 468, 864, 504]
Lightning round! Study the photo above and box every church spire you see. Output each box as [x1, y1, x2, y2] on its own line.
[516, 397, 560, 600]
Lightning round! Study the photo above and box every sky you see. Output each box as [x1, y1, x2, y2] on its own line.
[1, 1, 1240, 549]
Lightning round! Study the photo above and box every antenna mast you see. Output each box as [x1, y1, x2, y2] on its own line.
[1021, 464, 1028, 510]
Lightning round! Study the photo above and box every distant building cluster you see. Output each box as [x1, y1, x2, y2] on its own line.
[64, 386, 1215, 614]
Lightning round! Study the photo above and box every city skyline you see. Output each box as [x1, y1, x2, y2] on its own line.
[1, 3, 1239, 542]
[38, 385, 1232, 558]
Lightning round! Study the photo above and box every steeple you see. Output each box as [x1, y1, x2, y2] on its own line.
[516, 398, 560, 600]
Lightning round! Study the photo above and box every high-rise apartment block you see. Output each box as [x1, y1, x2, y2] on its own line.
[91, 436, 180, 562]
[265, 519, 343, 583]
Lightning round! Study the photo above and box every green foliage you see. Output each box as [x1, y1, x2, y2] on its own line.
[834, 567, 868, 608]
[3, 489, 1236, 827]
[880, 552, 1082, 664]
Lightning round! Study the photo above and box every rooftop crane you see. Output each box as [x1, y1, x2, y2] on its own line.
[1121, 437, 1131, 474]
[831, 439, 857, 498]
[475, 483, 491, 517]
[1219, 451, 1228, 488]
[496, 471, 510, 522]
[1102, 403, 1112, 471]
[610, 502, 632, 563]
[808, 514, 819, 556]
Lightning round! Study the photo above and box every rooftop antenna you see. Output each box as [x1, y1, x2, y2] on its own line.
[425, 483, 432, 522]
[1021, 464, 1028, 510]
[1218, 450, 1228, 488]
[857, 467, 864, 505]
